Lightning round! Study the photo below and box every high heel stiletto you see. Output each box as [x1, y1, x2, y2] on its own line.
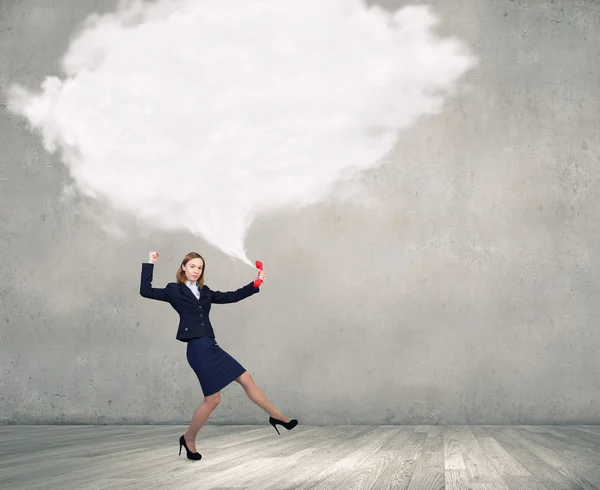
[179, 435, 202, 460]
[269, 416, 298, 435]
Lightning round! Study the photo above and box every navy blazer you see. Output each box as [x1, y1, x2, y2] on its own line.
[139, 263, 259, 342]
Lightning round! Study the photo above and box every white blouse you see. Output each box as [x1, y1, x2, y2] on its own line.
[185, 280, 200, 299]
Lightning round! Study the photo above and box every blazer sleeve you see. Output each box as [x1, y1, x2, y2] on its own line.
[139, 263, 172, 302]
[208, 282, 259, 304]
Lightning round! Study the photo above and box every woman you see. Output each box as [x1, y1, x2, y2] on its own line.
[140, 251, 298, 461]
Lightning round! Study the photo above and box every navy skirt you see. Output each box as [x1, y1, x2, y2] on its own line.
[186, 336, 246, 396]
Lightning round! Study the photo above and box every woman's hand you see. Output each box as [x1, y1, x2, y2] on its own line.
[149, 251, 160, 264]
[257, 269, 266, 283]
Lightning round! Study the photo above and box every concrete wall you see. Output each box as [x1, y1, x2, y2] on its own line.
[1, 0, 599, 425]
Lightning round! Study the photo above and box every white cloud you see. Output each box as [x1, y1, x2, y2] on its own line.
[6, 0, 476, 265]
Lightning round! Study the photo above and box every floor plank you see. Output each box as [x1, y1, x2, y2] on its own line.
[1, 425, 599, 489]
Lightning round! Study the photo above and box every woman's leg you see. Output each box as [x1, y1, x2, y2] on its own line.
[184, 391, 220, 452]
[235, 371, 290, 422]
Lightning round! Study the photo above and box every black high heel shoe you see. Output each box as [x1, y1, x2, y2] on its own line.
[269, 416, 298, 435]
[179, 435, 202, 460]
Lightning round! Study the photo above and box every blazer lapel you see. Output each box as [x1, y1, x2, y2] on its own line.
[180, 283, 200, 301]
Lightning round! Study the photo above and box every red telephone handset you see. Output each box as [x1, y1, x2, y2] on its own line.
[253, 260, 264, 288]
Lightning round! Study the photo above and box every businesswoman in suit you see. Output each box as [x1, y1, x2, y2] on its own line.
[140, 251, 298, 460]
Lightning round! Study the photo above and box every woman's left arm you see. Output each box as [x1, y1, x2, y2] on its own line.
[210, 283, 259, 304]
[210, 269, 265, 304]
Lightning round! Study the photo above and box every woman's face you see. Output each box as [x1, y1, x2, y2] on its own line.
[183, 258, 204, 282]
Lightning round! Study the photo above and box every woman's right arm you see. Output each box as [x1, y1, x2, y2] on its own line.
[139, 251, 171, 302]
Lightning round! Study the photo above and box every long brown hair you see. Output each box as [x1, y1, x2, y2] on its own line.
[176, 252, 206, 287]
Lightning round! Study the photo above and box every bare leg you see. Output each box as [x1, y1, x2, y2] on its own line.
[235, 371, 290, 422]
[184, 392, 220, 452]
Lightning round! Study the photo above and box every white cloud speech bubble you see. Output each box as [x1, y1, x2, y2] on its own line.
[7, 0, 476, 265]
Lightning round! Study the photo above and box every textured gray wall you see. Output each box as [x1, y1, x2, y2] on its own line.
[1, 0, 599, 425]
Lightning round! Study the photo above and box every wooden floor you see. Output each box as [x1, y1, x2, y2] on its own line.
[1, 424, 600, 489]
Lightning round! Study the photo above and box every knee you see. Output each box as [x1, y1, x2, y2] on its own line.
[205, 392, 221, 406]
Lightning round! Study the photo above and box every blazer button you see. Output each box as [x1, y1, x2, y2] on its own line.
[201, 323, 204, 326]
[185, 328, 188, 331]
